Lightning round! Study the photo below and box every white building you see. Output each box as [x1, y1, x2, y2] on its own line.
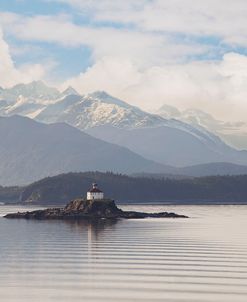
[87, 183, 104, 200]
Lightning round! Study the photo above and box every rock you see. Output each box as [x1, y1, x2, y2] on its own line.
[4, 199, 188, 220]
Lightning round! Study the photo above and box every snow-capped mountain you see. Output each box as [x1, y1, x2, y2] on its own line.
[36, 91, 166, 129]
[157, 104, 247, 150]
[0, 81, 78, 119]
[0, 81, 228, 145]
[0, 81, 61, 103]
[0, 82, 166, 129]
[34, 89, 226, 153]
[158, 105, 234, 133]
[1, 81, 247, 167]
[61, 86, 79, 97]
[4, 95, 45, 117]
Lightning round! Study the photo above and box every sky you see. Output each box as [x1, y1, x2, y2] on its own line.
[1, 0, 247, 122]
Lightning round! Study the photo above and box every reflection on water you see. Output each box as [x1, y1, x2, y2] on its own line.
[0, 204, 247, 301]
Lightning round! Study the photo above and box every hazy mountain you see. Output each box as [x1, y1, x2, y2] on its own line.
[158, 104, 247, 150]
[35, 90, 234, 167]
[0, 82, 230, 147]
[180, 162, 247, 177]
[133, 162, 247, 178]
[158, 104, 235, 132]
[2, 82, 247, 168]
[157, 104, 181, 119]
[0, 114, 246, 189]
[131, 172, 192, 180]
[0, 81, 61, 103]
[87, 125, 247, 167]
[0, 115, 175, 186]
[61, 86, 79, 97]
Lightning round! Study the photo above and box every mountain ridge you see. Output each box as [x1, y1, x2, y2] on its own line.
[1, 81, 247, 168]
[0, 115, 173, 186]
[157, 104, 247, 150]
[10, 171, 247, 205]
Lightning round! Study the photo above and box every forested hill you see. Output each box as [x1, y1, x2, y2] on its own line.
[3, 172, 245, 205]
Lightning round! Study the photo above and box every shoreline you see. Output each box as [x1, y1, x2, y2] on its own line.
[2, 201, 247, 206]
[3, 199, 188, 220]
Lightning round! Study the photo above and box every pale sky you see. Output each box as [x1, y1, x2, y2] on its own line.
[1, 0, 247, 122]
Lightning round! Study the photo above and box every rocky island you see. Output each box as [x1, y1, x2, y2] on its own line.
[4, 199, 188, 220]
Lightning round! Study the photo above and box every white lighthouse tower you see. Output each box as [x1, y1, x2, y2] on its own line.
[87, 183, 104, 200]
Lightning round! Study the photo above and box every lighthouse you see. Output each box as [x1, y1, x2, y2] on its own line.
[87, 183, 104, 200]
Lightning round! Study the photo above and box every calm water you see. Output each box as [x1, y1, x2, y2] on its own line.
[0, 204, 247, 302]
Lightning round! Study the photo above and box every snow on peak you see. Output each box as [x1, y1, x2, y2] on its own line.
[62, 86, 79, 96]
[158, 104, 181, 118]
[0, 81, 60, 103]
[0, 81, 228, 152]
[87, 91, 132, 109]
[34, 91, 165, 130]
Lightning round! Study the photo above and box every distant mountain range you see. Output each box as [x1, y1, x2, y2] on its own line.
[0, 81, 61, 102]
[87, 125, 247, 167]
[0, 115, 247, 186]
[1, 81, 247, 178]
[133, 162, 247, 178]
[0, 115, 172, 186]
[157, 104, 247, 150]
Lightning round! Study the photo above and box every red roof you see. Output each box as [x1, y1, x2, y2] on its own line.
[89, 188, 103, 193]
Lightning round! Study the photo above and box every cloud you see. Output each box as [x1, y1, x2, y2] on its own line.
[1, 3, 247, 124]
[0, 11, 209, 66]
[0, 28, 47, 87]
[65, 52, 247, 123]
[54, 0, 247, 47]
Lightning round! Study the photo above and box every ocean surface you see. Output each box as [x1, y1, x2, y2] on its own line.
[0, 204, 247, 302]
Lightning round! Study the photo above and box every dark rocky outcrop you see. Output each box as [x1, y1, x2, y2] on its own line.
[4, 199, 188, 220]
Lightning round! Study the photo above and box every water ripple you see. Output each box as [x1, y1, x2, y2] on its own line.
[1, 204, 247, 302]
